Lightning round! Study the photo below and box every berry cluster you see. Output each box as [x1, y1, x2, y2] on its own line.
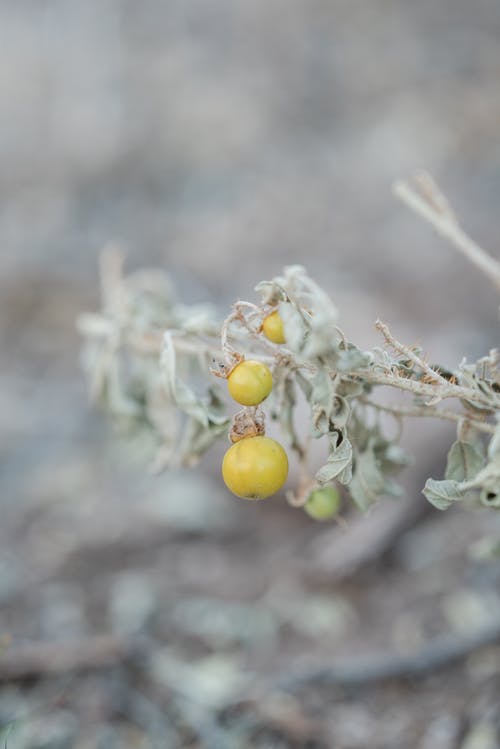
[218, 309, 342, 520]
[79, 250, 499, 520]
[221, 310, 289, 500]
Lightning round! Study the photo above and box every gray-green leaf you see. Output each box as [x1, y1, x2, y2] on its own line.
[316, 438, 353, 484]
[445, 440, 485, 482]
[348, 447, 385, 511]
[278, 302, 308, 354]
[295, 370, 313, 400]
[335, 345, 372, 372]
[488, 422, 500, 460]
[378, 443, 412, 475]
[161, 333, 206, 423]
[422, 478, 465, 510]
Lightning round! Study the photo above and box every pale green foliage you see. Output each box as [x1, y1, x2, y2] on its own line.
[77, 252, 230, 470]
[79, 257, 499, 511]
[445, 440, 485, 482]
[423, 433, 500, 510]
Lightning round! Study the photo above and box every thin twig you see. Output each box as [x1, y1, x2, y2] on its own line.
[351, 368, 495, 410]
[414, 171, 456, 220]
[220, 302, 279, 362]
[361, 398, 496, 435]
[393, 175, 500, 292]
[375, 319, 450, 387]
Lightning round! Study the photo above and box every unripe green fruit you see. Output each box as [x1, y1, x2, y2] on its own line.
[304, 486, 341, 521]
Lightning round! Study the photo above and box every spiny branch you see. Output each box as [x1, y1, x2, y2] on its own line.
[352, 367, 495, 410]
[375, 319, 450, 388]
[361, 398, 496, 435]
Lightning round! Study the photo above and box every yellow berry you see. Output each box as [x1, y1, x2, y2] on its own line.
[227, 360, 273, 406]
[222, 436, 288, 499]
[304, 487, 341, 521]
[262, 310, 286, 344]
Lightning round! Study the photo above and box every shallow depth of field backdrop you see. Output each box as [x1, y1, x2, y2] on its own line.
[2, 2, 500, 748]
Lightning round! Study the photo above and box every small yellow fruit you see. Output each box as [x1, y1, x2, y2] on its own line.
[222, 436, 289, 499]
[304, 487, 341, 520]
[262, 310, 286, 344]
[227, 360, 273, 406]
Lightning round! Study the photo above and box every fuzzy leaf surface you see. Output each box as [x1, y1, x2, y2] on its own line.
[422, 479, 465, 510]
[445, 440, 484, 482]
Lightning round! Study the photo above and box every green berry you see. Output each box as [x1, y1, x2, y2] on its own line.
[304, 487, 341, 521]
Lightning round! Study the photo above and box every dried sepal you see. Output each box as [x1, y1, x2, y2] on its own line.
[229, 408, 266, 443]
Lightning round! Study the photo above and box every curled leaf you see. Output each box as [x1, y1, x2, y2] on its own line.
[295, 370, 313, 400]
[480, 487, 500, 508]
[422, 478, 465, 510]
[316, 438, 353, 485]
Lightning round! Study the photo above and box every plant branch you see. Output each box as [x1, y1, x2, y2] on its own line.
[351, 368, 495, 410]
[375, 319, 450, 387]
[393, 173, 500, 292]
[77, 313, 222, 359]
[361, 398, 496, 435]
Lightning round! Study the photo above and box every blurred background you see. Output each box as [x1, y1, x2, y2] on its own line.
[1, 1, 500, 747]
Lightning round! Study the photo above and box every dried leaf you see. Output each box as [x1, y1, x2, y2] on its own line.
[254, 280, 286, 306]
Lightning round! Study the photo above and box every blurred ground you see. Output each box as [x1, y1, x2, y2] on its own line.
[1, 1, 500, 747]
